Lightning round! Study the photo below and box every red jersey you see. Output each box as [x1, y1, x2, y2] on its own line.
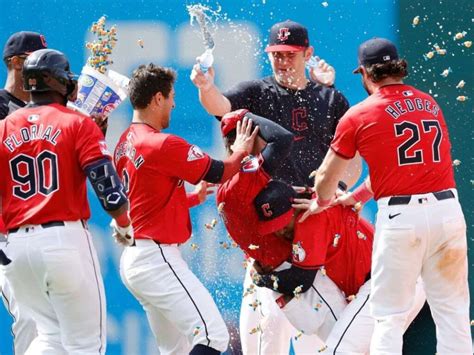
[217, 155, 292, 269]
[114, 123, 211, 243]
[293, 206, 373, 297]
[0, 103, 110, 229]
[331, 84, 455, 200]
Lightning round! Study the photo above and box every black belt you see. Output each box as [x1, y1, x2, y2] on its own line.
[388, 190, 455, 206]
[8, 221, 65, 234]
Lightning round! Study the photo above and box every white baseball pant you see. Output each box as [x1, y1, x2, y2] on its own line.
[0, 242, 37, 355]
[240, 261, 337, 354]
[0, 221, 106, 355]
[120, 239, 229, 354]
[321, 278, 426, 354]
[370, 189, 472, 355]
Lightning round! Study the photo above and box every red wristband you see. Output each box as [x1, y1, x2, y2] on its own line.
[316, 197, 332, 207]
[115, 211, 131, 228]
[352, 183, 374, 204]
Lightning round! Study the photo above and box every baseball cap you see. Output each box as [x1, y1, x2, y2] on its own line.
[221, 109, 249, 137]
[3, 31, 48, 60]
[255, 180, 297, 235]
[353, 37, 399, 73]
[265, 20, 309, 53]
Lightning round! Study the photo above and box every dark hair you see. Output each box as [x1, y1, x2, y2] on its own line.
[223, 130, 236, 156]
[365, 59, 408, 82]
[129, 63, 176, 109]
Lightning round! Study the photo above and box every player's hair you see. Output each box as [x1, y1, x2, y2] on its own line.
[129, 63, 177, 109]
[223, 130, 236, 156]
[364, 59, 408, 82]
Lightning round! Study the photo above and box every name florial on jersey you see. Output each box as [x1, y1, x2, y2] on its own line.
[187, 145, 205, 161]
[3, 122, 61, 152]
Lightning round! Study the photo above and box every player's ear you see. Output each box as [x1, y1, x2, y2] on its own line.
[304, 46, 314, 60]
[152, 92, 163, 107]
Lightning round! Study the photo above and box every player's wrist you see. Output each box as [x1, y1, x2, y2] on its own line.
[115, 210, 131, 228]
[316, 196, 332, 208]
[351, 182, 373, 204]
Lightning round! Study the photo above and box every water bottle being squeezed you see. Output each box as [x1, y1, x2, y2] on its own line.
[306, 56, 334, 85]
[198, 48, 214, 74]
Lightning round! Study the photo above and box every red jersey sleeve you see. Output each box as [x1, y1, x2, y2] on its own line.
[75, 116, 112, 168]
[330, 112, 358, 159]
[156, 135, 211, 184]
[292, 214, 331, 269]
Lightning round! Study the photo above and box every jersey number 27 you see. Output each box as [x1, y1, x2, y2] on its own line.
[395, 120, 441, 166]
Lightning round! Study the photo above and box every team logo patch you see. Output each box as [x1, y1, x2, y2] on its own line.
[292, 242, 306, 263]
[99, 140, 111, 156]
[277, 27, 291, 41]
[27, 114, 40, 122]
[261, 203, 273, 217]
[241, 156, 260, 172]
[383, 55, 391, 61]
[403, 90, 414, 97]
[187, 145, 205, 161]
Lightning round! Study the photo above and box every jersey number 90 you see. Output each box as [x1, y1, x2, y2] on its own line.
[9, 151, 59, 200]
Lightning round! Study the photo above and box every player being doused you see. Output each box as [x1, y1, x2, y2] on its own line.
[218, 109, 426, 353]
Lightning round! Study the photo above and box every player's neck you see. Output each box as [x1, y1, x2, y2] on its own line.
[372, 78, 404, 93]
[30, 92, 66, 106]
[132, 110, 163, 131]
[274, 73, 309, 90]
[4, 71, 29, 102]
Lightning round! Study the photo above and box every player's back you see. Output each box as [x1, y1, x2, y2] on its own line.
[0, 103, 107, 229]
[344, 84, 455, 199]
[217, 156, 292, 269]
[114, 124, 209, 244]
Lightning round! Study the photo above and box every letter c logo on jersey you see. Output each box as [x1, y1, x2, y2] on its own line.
[277, 28, 291, 41]
[187, 145, 205, 162]
[261, 203, 273, 217]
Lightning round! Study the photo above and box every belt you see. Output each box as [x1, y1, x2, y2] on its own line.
[388, 190, 455, 206]
[7, 220, 81, 234]
[130, 239, 179, 247]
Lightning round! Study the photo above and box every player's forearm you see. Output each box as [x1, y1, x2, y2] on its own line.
[259, 266, 317, 296]
[199, 85, 232, 117]
[340, 152, 362, 189]
[203, 151, 247, 184]
[315, 150, 351, 201]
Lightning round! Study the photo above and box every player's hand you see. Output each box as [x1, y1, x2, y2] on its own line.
[190, 62, 215, 92]
[194, 181, 216, 204]
[309, 58, 336, 86]
[292, 186, 314, 194]
[332, 190, 357, 207]
[91, 113, 108, 137]
[231, 116, 259, 154]
[110, 219, 135, 247]
[292, 197, 329, 222]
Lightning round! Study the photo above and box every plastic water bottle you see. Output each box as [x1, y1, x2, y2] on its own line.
[198, 49, 214, 74]
[306, 56, 333, 85]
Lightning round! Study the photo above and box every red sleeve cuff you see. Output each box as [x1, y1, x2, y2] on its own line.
[187, 192, 201, 208]
[330, 146, 355, 160]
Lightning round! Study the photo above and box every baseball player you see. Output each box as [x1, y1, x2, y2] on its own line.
[0, 48, 131, 354]
[114, 63, 258, 355]
[307, 38, 472, 354]
[217, 109, 336, 354]
[0, 31, 47, 355]
[191, 20, 362, 188]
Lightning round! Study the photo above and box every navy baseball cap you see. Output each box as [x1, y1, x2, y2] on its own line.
[265, 20, 309, 52]
[3, 31, 47, 60]
[353, 37, 399, 73]
[255, 180, 297, 235]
